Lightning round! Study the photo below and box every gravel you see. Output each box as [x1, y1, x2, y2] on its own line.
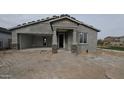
[0, 49, 124, 79]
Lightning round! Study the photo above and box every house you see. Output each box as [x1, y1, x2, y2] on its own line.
[120, 36, 124, 44]
[9, 14, 100, 53]
[104, 36, 120, 42]
[103, 36, 124, 47]
[0, 27, 11, 49]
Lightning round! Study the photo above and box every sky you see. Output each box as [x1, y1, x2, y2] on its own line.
[0, 14, 124, 39]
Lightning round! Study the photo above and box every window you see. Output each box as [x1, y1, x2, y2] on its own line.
[79, 32, 88, 44]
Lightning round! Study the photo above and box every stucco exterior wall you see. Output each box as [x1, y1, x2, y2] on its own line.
[77, 25, 97, 52]
[52, 19, 78, 27]
[0, 32, 11, 49]
[12, 23, 52, 44]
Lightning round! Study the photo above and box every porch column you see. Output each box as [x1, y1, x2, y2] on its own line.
[71, 30, 78, 53]
[12, 32, 19, 49]
[52, 30, 58, 53]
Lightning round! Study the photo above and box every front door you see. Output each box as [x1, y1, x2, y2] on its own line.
[58, 33, 65, 48]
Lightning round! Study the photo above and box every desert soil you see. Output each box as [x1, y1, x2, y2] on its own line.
[0, 48, 124, 79]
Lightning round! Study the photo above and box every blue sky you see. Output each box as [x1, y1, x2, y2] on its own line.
[0, 14, 124, 39]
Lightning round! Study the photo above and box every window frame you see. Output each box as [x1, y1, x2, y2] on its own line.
[79, 32, 88, 44]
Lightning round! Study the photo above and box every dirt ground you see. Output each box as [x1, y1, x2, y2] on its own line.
[0, 48, 124, 79]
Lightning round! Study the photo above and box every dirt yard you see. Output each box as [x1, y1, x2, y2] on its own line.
[0, 48, 124, 79]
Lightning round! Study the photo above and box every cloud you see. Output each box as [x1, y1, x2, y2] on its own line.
[0, 14, 53, 28]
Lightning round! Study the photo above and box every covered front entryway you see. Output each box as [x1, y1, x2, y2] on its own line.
[18, 34, 52, 49]
[58, 32, 65, 48]
[52, 28, 78, 53]
[57, 29, 73, 50]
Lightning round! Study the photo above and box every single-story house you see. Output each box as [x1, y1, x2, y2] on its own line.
[9, 14, 100, 53]
[104, 36, 124, 47]
[0, 27, 11, 49]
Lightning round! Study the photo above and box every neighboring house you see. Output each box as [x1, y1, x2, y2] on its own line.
[103, 36, 124, 47]
[104, 36, 120, 42]
[110, 42, 123, 47]
[9, 14, 100, 53]
[120, 36, 124, 43]
[0, 27, 11, 49]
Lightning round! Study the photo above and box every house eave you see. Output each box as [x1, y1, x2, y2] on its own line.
[0, 27, 11, 34]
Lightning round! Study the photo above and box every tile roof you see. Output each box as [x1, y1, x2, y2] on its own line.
[8, 14, 100, 32]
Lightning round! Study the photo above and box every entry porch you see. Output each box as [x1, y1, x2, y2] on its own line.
[52, 28, 78, 53]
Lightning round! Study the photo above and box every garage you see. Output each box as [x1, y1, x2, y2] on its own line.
[18, 34, 52, 49]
